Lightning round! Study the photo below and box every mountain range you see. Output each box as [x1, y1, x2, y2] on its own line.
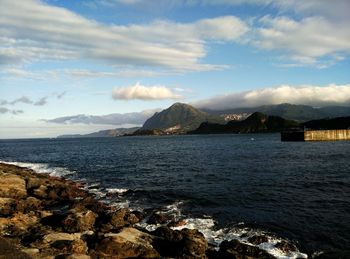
[189, 112, 299, 134]
[57, 103, 350, 137]
[204, 103, 350, 122]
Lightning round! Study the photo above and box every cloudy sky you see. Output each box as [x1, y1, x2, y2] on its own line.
[1, 0, 349, 138]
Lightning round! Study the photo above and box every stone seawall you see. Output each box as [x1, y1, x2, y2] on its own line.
[304, 129, 350, 141]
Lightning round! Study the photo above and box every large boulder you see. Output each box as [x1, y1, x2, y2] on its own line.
[95, 227, 159, 258]
[63, 210, 97, 233]
[219, 239, 276, 259]
[0, 173, 27, 198]
[0, 198, 17, 216]
[152, 227, 208, 258]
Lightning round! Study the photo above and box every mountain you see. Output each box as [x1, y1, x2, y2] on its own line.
[302, 116, 350, 130]
[57, 127, 140, 138]
[203, 103, 350, 122]
[189, 112, 299, 134]
[141, 103, 224, 133]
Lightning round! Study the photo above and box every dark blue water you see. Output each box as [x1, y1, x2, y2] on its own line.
[0, 134, 349, 256]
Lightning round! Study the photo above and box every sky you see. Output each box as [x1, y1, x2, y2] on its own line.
[0, 0, 350, 138]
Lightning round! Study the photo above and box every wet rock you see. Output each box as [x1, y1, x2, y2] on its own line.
[95, 227, 159, 258]
[181, 228, 208, 258]
[0, 197, 17, 216]
[152, 227, 208, 258]
[219, 239, 276, 259]
[63, 210, 97, 233]
[247, 235, 269, 245]
[125, 212, 140, 225]
[275, 240, 298, 253]
[0, 173, 27, 198]
[167, 219, 187, 228]
[147, 212, 170, 225]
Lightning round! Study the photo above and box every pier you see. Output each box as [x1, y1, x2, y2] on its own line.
[281, 129, 350, 141]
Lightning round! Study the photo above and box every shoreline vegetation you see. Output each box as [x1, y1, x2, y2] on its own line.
[0, 162, 306, 258]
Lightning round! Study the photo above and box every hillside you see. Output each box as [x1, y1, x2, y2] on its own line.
[302, 116, 350, 130]
[204, 103, 350, 122]
[142, 103, 224, 133]
[189, 112, 299, 134]
[57, 127, 139, 138]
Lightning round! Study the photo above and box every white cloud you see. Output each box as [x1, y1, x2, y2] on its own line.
[112, 82, 182, 100]
[45, 109, 160, 125]
[193, 84, 350, 110]
[0, 0, 247, 71]
[254, 16, 350, 67]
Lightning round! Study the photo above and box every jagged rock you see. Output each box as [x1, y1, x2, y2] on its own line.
[0, 237, 32, 259]
[109, 208, 128, 229]
[21, 248, 40, 257]
[247, 235, 269, 245]
[33, 185, 48, 199]
[147, 212, 170, 225]
[125, 212, 140, 225]
[64, 254, 91, 259]
[0, 173, 27, 198]
[219, 239, 276, 259]
[275, 240, 298, 253]
[0, 197, 17, 216]
[2, 212, 39, 236]
[63, 210, 97, 233]
[95, 227, 159, 258]
[17, 196, 42, 213]
[167, 219, 187, 228]
[152, 227, 208, 258]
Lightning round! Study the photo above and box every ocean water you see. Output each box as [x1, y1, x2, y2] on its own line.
[0, 134, 349, 258]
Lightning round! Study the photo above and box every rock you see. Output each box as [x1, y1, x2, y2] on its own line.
[147, 212, 170, 225]
[125, 212, 140, 225]
[0, 197, 17, 216]
[65, 254, 91, 259]
[70, 239, 88, 254]
[152, 227, 207, 258]
[109, 209, 128, 229]
[95, 227, 159, 258]
[2, 212, 39, 236]
[167, 219, 187, 228]
[0, 237, 32, 259]
[219, 239, 276, 259]
[26, 176, 45, 190]
[181, 228, 208, 258]
[21, 248, 40, 256]
[17, 196, 42, 213]
[275, 240, 298, 253]
[247, 235, 269, 245]
[43, 232, 79, 244]
[63, 210, 97, 233]
[33, 185, 48, 199]
[0, 173, 27, 198]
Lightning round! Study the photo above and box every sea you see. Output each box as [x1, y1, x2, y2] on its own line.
[0, 134, 349, 258]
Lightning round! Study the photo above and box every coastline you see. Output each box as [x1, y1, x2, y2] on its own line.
[0, 162, 306, 259]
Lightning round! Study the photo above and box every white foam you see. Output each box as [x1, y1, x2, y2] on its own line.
[0, 161, 75, 177]
[106, 188, 129, 194]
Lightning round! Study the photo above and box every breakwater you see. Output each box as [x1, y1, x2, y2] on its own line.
[281, 129, 350, 141]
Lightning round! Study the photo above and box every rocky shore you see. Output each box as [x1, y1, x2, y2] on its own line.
[0, 162, 300, 259]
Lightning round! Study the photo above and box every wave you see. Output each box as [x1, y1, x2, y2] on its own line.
[0, 161, 307, 258]
[0, 160, 75, 177]
[137, 200, 307, 259]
